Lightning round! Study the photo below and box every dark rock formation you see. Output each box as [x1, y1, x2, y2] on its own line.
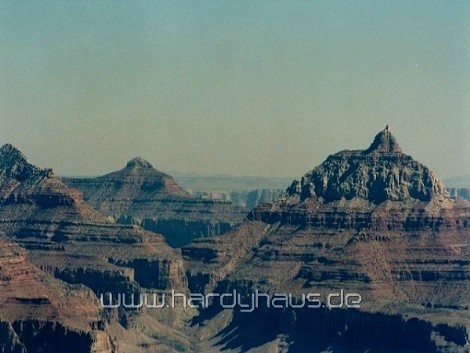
[63, 157, 245, 247]
[289, 126, 446, 203]
[249, 127, 462, 233]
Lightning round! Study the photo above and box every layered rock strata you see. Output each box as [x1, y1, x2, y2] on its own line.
[0, 238, 114, 353]
[0, 144, 189, 352]
[183, 127, 470, 352]
[63, 158, 245, 247]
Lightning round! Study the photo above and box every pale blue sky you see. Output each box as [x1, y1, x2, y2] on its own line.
[1, 1, 469, 178]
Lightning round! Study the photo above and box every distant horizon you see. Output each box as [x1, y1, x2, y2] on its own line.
[59, 171, 298, 180]
[57, 171, 470, 183]
[1, 1, 469, 179]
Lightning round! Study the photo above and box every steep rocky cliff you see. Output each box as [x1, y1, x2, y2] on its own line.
[250, 127, 460, 232]
[183, 127, 470, 352]
[63, 158, 245, 247]
[0, 144, 189, 352]
[287, 125, 446, 203]
[0, 238, 114, 353]
[2, 127, 470, 352]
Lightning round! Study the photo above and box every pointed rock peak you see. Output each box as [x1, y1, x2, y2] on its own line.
[0, 143, 47, 181]
[282, 126, 448, 203]
[0, 143, 28, 162]
[364, 125, 402, 154]
[126, 157, 153, 169]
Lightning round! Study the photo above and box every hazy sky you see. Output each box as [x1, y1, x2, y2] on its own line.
[1, 1, 469, 178]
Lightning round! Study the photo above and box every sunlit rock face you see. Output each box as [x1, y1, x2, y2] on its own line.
[288, 126, 446, 203]
[0, 144, 187, 352]
[183, 127, 470, 352]
[63, 157, 245, 247]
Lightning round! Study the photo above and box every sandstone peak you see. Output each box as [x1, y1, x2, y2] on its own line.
[126, 157, 153, 169]
[364, 125, 402, 154]
[0, 143, 49, 181]
[63, 155, 193, 214]
[0, 143, 29, 167]
[286, 127, 446, 203]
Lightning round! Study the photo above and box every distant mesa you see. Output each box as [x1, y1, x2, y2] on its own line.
[98, 156, 191, 197]
[63, 155, 199, 203]
[63, 156, 245, 247]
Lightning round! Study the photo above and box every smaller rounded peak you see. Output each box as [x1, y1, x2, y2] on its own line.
[364, 125, 402, 154]
[126, 157, 153, 169]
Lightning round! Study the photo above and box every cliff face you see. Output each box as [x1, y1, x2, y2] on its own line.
[250, 127, 464, 232]
[0, 238, 114, 353]
[63, 157, 245, 247]
[287, 126, 446, 203]
[2, 126, 470, 352]
[183, 127, 470, 352]
[0, 144, 189, 352]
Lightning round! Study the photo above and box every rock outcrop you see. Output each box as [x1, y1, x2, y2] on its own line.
[0, 144, 189, 352]
[63, 158, 245, 247]
[250, 127, 462, 233]
[0, 238, 114, 353]
[289, 126, 446, 203]
[0, 144, 183, 291]
[183, 127, 470, 352]
[2, 126, 470, 352]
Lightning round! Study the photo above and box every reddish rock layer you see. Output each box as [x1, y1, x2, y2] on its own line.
[183, 127, 470, 352]
[63, 157, 245, 247]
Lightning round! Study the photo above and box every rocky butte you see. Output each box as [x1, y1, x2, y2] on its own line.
[63, 157, 245, 247]
[183, 127, 470, 352]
